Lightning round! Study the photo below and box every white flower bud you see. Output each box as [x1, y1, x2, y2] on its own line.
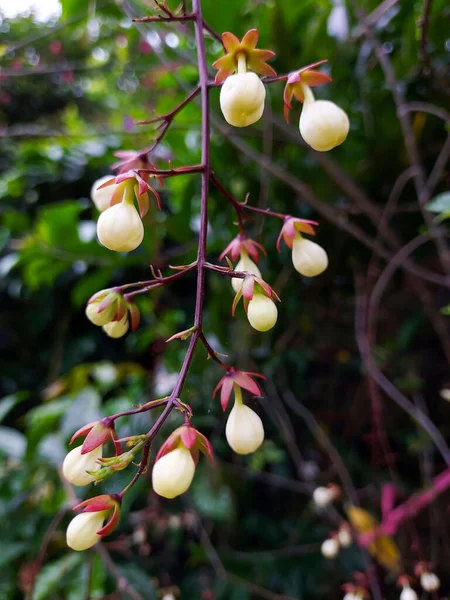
[337, 527, 352, 548]
[292, 236, 328, 277]
[232, 252, 262, 293]
[66, 510, 108, 551]
[327, 1, 349, 42]
[152, 446, 196, 499]
[343, 594, 356, 600]
[247, 293, 278, 332]
[220, 72, 266, 128]
[321, 537, 339, 558]
[313, 486, 335, 508]
[62, 445, 102, 486]
[400, 587, 418, 600]
[300, 97, 349, 152]
[226, 399, 264, 455]
[91, 175, 116, 212]
[420, 572, 440, 592]
[102, 313, 129, 339]
[97, 200, 144, 252]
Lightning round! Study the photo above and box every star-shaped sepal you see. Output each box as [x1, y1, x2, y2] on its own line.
[283, 61, 332, 122]
[212, 29, 276, 84]
[156, 424, 214, 466]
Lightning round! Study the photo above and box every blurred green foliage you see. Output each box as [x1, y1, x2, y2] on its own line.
[1, 0, 450, 599]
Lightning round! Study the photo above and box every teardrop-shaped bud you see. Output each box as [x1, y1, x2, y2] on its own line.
[62, 445, 103, 486]
[299, 99, 349, 152]
[220, 73, 266, 128]
[152, 446, 196, 499]
[292, 236, 328, 277]
[247, 293, 278, 332]
[225, 400, 264, 455]
[66, 510, 108, 551]
[97, 201, 144, 252]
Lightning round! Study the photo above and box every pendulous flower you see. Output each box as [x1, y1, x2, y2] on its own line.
[102, 313, 129, 338]
[66, 494, 121, 551]
[62, 445, 102, 486]
[91, 175, 117, 212]
[292, 234, 328, 277]
[97, 190, 144, 252]
[321, 537, 339, 558]
[247, 292, 278, 332]
[225, 385, 264, 455]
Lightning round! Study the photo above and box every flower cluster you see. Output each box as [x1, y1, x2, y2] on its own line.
[85, 288, 140, 339]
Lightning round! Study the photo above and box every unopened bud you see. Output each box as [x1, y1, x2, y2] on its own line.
[232, 252, 262, 293]
[400, 587, 418, 600]
[152, 446, 196, 499]
[337, 525, 352, 548]
[97, 197, 144, 252]
[103, 313, 129, 338]
[313, 486, 336, 508]
[420, 572, 440, 592]
[220, 72, 266, 128]
[66, 510, 108, 551]
[321, 537, 339, 558]
[292, 235, 328, 277]
[247, 293, 278, 332]
[299, 87, 349, 152]
[91, 176, 116, 212]
[226, 393, 264, 455]
[62, 445, 102, 486]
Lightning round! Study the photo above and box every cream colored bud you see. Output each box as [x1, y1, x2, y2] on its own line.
[220, 73, 266, 128]
[343, 595, 356, 600]
[102, 313, 129, 339]
[300, 98, 349, 152]
[321, 537, 339, 558]
[62, 445, 102, 486]
[400, 587, 418, 600]
[152, 446, 196, 499]
[85, 299, 116, 326]
[337, 527, 352, 547]
[232, 252, 262, 293]
[226, 400, 264, 455]
[313, 486, 335, 508]
[420, 572, 440, 592]
[91, 176, 116, 212]
[292, 236, 328, 277]
[66, 510, 108, 551]
[97, 200, 144, 252]
[247, 293, 278, 332]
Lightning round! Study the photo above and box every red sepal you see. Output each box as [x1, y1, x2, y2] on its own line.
[283, 60, 331, 123]
[155, 425, 214, 466]
[74, 494, 121, 538]
[276, 216, 319, 251]
[213, 368, 265, 411]
[219, 234, 266, 262]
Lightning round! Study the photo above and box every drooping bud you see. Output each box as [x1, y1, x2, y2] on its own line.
[292, 234, 328, 277]
[62, 445, 102, 486]
[85, 289, 125, 326]
[225, 385, 264, 455]
[67, 510, 108, 551]
[97, 183, 144, 252]
[67, 494, 121, 551]
[90, 175, 116, 212]
[103, 313, 129, 338]
[220, 72, 266, 128]
[312, 484, 339, 508]
[337, 523, 352, 548]
[299, 84, 349, 152]
[247, 292, 278, 332]
[232, 250, 262, 293]
[152, 425, 213, 499]
[399, 587, 418, 600]
[420, 572, 440, 592]
[321, 537, 339, 558]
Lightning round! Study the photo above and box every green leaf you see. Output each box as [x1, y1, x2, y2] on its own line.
[33, 553, 83, 600]
[0, 392, 28, 424]
[0, 427, 26, 458]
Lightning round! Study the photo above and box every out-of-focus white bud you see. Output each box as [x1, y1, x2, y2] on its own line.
[420, 572, 440, 592]
[66, 510, 108, 551]
[299, 86, 349, 152]
[321, 537, 339, 558]
[327, 0, 349, 42]
[337, 525, 352, 548]
[97, 198, 144, 252]
[220, 72, 266, 128]
[152, 446, 196, 499]
[247, 293, 278, 332]
[91, 176, 116, 212]
[343, 594, 356, 600]
[102, 313, 129, 339]
[292, 235, 328, 277]
[62, 445, 102, 486]
[232, 251, 262, 293]
[400, 586, 418, 600]
[226, 396, 264, 455]
[312, 486, 336, 508]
